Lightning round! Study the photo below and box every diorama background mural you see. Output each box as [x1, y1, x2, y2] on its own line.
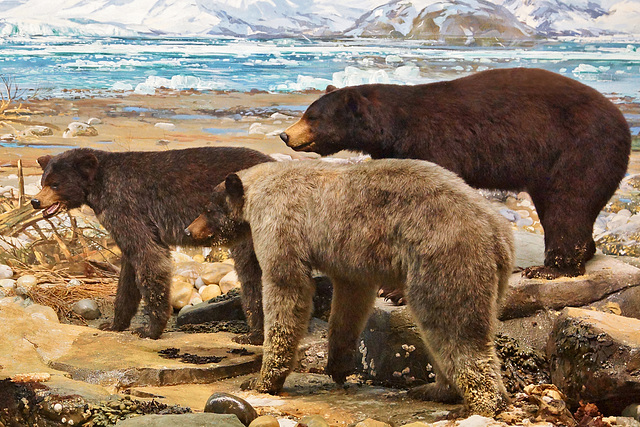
[0, 0, 639, 104]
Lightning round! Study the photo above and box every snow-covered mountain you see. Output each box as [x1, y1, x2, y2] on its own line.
[0, 0, 637, 39]
[346, 0, 534, 40]
[498, 0, 640, 36]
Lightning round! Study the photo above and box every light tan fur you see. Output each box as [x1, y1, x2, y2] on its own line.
[228, 159, 514, 416]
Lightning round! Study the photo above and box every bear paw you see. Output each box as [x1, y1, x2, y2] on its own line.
[408, 383, 463, 404]
[377, 287, 406, 305]
[132, 326, 162, 340]
[233, 332, 264, 346]
[521, 265, 584, 280]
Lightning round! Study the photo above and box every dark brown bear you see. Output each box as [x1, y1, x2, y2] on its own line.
[31, 147, 272, 340]
[280, 67, 631, 280]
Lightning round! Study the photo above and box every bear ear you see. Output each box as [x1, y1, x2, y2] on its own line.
[344, 89, 368, 116]
[75, 152, 99, 182]
[325, 84, 337, 93]
[37, 155, 52, 170]
[225, 173, 245, 205]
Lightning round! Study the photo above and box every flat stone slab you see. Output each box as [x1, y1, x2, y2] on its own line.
[0, 302, 261, 390]
[116, 413, 244, 427]
[50, 331, 262, 389]
[502, 254, 640, 320]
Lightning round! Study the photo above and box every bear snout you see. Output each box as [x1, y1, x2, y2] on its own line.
[279, 132, 289, 143]
[31, 198, 41, 209]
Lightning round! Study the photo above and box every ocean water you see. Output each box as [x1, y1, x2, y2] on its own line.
[0, 37, 639, 101]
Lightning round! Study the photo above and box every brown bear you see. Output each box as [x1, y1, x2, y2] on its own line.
[187, 159, 515, 416]
[280, 67, 631, 280]
[31, 147, 272, 341]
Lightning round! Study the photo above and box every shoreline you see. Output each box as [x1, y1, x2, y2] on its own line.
[1, 90, 639, 178]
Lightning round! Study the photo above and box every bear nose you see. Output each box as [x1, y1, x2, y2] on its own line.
[184, 228, 191, 237]
[279, 132, 289, 143]
[31, 199, 41, 209]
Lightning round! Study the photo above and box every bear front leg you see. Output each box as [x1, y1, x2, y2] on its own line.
[326, 278, 378, 384]
[230, 238, 264, 345]
[254, 269, 315, 394]
[102, 258, 141, 332]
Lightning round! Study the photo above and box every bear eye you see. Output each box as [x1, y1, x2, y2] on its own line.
[206, 208, 212, 214]
[50, 183, 59, 190]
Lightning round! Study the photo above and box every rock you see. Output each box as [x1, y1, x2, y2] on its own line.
[87, 117, 102, 125]
[170, 277, 196, 310]
[174, 261, 202, 281]
[0, 264, 13, 279]
[623, 404, 640, 421]
[271, 112, 292, 120]
[249, 415, 280, 427]
[219, 270, 241, 293]
[356, 299, 432, 387]
[24, 304, 59, 323]
[195, 277, 206, 290]
[297, 415, 330, 427]
[354, 419, 392, 427]
[193, 254, 205, 263]
[20, 126, 53, 137]
[189, 294, 203, 306]
[200, 262, 234, 285]
[0, 133, 15, 141]
[17, 275, 37, 287]
[155, 122, 176, 131]
[63, 122, 98, 138]
[248, 123, 267, 135]
[172, 251, 195, 264]
[68, 279, 83, 286]
[204, 392, 258, 426]
[71, 298, 101, 320]
[498, 208, 520, 223]
[116, 413, 245, 426]
[177, 291, 245, 326]
[456, 415, 504, 427]
[0, 278, 16, 289]
[547, 307, 640, 415]
[200, 284, 222, 301]
[501, 255, 640, 320]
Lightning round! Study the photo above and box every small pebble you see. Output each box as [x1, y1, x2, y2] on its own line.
[249, 415, 280, 427]
[0, 264, 13, 279]
[204, 392, 258, 426]
[0, 278, 16, 289]
[72, 299, 101, 320]
[17, 275, 37, 288]
[68, 279, 83, 286]
[355, 419, 393, 427]
[297, 415, 330, 427]
[200, 284, 222, 301]
[53, 403, 63, 413]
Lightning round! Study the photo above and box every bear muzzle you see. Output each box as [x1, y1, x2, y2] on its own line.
[31, 187, 64, 218]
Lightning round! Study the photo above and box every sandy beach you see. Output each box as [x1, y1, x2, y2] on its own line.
[0, 90, 332, 179]
[2, 90, 639, 181]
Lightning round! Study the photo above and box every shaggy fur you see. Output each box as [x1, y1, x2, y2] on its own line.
[31, 147, 272, 340]
[281, 68, 631, 279]
[188, 159, 515, 417]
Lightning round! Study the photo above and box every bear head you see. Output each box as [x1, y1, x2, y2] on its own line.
[280, 85, 379, 156]
[185, 173, 249, 245]
[31, 148, 99, 218]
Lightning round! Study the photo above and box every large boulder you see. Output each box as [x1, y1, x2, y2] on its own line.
[547, 307, 640, 415]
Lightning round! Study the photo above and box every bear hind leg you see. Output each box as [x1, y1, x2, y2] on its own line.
[326, 278, 378, 384]
[230, 238, 264, 345]
[405, 271, 506, 416]
[100, 257, 141, 332]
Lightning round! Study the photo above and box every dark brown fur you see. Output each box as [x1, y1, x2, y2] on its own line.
[32, 147, 272, 340]
[281, 68, 631, 279]
[189, 159, 514, 416]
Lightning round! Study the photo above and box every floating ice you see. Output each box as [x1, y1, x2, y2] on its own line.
[111, 81, 133, 91]
[133, 75, 221, 94]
